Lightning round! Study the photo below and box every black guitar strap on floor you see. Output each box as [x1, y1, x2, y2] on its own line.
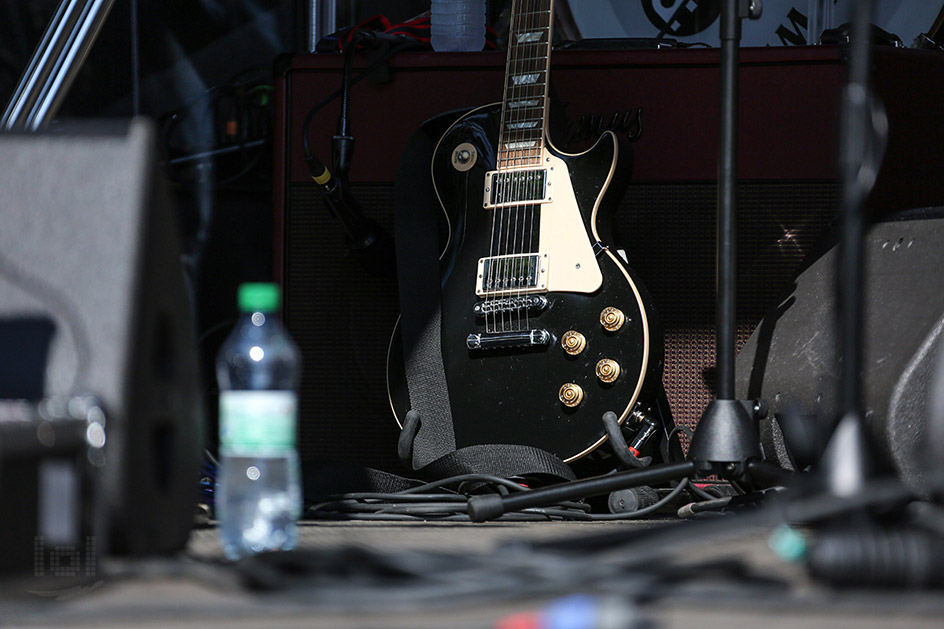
[393, 113, 576, 485]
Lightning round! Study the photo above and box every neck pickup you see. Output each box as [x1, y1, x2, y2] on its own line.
[484, 167, 552, 209]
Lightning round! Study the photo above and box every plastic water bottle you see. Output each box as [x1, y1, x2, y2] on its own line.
[430, 0, 486, 52]
[216, 282, 302, 560]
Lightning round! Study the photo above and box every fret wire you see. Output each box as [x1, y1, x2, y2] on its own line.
[498, 0, 552, 169]
[497, 1, 552, 333]
[506, 55, 551, 64]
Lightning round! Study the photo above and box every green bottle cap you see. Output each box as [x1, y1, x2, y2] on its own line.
[237, 282, 281, 312]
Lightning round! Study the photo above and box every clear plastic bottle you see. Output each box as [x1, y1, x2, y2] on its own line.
[430, 0, 486, 52]
[215, 282, 302, 560]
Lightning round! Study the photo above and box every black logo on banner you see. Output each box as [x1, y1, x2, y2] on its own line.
[642, 0, 721, 37]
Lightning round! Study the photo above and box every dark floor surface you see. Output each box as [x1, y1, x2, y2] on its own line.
[3, 518, 944, 628]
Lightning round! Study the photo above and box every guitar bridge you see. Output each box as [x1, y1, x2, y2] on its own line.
[466, 329, 551, 350]
[473, 295, 548, 318]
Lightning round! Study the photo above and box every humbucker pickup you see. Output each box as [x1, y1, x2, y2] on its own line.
[476, 253, 549, 297]
[483, 168, 551, 209]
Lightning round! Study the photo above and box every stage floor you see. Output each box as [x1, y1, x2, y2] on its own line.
[4, 518, 944, 628]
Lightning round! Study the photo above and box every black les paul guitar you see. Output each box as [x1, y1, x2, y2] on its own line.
[387, 0, 663, 463]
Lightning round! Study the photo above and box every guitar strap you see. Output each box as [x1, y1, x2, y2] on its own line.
[393, 113, 576, 483]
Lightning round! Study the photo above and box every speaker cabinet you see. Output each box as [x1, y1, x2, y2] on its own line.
[275, 46, 944, 469]
[0, 120, 204, 555]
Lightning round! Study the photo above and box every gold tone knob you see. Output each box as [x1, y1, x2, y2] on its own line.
[561, 330, 587, 355]
[595, 359, 621, 384]
[600, 307, 625, 332]
[559, 383, 584, 408]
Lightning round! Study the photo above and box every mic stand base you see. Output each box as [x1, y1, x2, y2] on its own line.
[689, 399, 763, 481]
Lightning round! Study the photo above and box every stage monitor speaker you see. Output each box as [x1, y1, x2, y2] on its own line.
[736, 210, 944, 495]
[0, 119, 204, 555]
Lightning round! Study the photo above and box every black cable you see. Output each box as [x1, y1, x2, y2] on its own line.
[336, 29, 365, 140]
[307, 470, 603, 522]
[588, 478, 691, 520]
[400, 473, 533, 494]
[300, 37, 422, 174]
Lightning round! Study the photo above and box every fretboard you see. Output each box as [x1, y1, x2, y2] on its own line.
[498, 0, 553, 170]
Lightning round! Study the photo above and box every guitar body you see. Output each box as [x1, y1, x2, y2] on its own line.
[387, 104, 664, 463]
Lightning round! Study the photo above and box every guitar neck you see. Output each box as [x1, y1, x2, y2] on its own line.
[498, 0, 554, 170]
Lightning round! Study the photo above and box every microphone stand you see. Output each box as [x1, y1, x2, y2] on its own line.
[818, 0, 875, 496]
[686, 0, 765, 484]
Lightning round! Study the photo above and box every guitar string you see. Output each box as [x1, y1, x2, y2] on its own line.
[512, 0, 536, 333]
[490, 0, 550, 334]
[509, 0, 531, 334]
[509, 0, 540, 334]
[497, 0, 516, 333]
[490, 0, 519, 334]
[519, 0, 549, 334]
[501, 0, 526, 333]
[504, 0, 530, 333]
[524, 0, 554, 329]
[521, 0, 545, 334]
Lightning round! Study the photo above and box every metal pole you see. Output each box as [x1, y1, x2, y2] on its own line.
[1, 0, 117, 131]
[2, 0, 83, 129]
[837, 0, 873, 422]
[308, 0, 338, 53]
[716, 0, 743, 401]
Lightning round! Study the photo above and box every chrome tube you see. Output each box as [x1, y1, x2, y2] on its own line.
[308, 0, 338, 52]
[1, 0, 117, 131]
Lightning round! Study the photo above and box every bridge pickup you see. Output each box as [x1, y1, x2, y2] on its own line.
[484, 168, 551, 209]
[466, 329, 551, 350]
[476, 253, 548, 297]
[473, 295, 548, 318]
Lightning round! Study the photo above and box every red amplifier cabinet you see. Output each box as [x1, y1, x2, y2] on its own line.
[273, 46, 944, 470]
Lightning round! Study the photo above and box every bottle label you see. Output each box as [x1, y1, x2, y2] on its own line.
[219, 390, 297, 453]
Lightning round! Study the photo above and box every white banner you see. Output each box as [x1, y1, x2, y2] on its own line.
[568, 1, 943, 48]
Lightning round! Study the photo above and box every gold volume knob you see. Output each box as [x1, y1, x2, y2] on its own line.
[600, 307, 626, 332]
[561, 330, 587, 355]
[559, 383, 584, 408]
[595, 359, 621, 384]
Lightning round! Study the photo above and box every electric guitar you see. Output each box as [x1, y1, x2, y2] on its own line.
[387, 0, 663, 463]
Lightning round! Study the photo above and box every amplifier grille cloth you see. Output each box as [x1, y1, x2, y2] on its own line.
[285, 181, 838, 469]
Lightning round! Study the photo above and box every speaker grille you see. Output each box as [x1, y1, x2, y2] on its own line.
[285, 184, 404, 471]
[285, 180, 838, 466]
[616, 181, 839, 441]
